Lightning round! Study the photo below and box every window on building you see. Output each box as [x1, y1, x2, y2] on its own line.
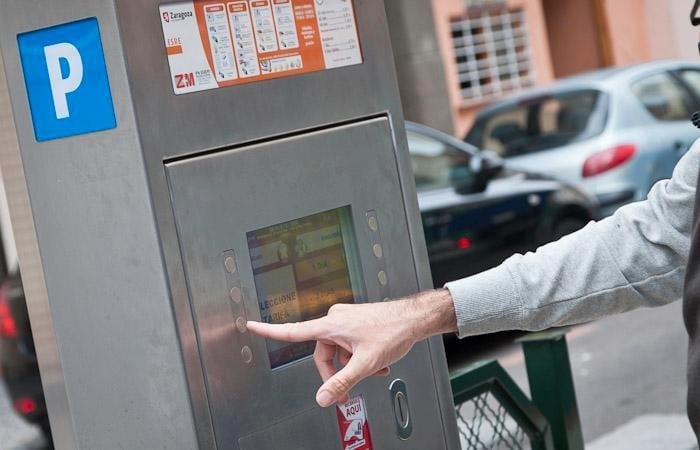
[631, 72, 694, 122]
[450, 7, 535, 106]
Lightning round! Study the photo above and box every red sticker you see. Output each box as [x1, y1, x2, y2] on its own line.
[336, 396, 374, 450]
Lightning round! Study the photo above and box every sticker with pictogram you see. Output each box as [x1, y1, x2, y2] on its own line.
[159, 0, 363, 95]
[336, 395, 374, 450]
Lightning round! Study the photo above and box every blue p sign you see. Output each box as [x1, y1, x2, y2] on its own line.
[17, 18, 116, 142]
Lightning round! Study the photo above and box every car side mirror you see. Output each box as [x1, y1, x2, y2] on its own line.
[458, 151, 504, 194]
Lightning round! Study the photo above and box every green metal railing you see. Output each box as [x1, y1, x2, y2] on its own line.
[450, 329, 584, 450]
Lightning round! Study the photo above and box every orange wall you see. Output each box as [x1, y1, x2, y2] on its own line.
[644, 0, 697, 60]
[542, 0, 605, 77]
[431, 0, 554, 137]
[601, 0, 651, 65]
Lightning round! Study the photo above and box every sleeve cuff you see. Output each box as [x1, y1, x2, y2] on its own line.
[444, 265, 522, 338]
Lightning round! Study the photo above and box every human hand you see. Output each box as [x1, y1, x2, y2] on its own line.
[247, 289, 457, 408]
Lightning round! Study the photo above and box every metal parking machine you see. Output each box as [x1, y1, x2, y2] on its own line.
[0, 0, 460, 448]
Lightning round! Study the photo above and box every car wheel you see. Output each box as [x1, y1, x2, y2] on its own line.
[552, 218, 588, 241]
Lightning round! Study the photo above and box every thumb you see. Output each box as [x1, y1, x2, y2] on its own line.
[315, 354, 371, 408]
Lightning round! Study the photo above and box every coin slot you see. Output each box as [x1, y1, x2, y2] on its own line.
[389, 379, 413, 440]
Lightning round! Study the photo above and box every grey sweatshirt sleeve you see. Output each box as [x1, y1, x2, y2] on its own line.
[445, 141, 700, 338]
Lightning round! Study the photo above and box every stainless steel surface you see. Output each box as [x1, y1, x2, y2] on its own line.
[166, 118, 453, 449]
[115, 0, 453, 442]
[0, 0, 459, 448]
[238, 408, 339, 450]
[0, 54, 76, 450]
[0, 1, 200, 448]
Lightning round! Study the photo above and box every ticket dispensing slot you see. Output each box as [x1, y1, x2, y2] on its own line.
[166, 117, 450, 449]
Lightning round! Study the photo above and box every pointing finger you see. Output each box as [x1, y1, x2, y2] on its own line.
[247, 319, 326, 343]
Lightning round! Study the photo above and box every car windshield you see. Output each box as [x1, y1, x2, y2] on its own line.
[407, 130, 474, 192]
[465, 89, 607, 157]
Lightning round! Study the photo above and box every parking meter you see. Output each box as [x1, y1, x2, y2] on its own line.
[0, 1, 460, 448]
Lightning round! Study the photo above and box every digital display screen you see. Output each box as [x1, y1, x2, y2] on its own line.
[247, 207, 365, 368]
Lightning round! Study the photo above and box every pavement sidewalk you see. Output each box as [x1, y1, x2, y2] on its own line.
[587, 415, 698, 450]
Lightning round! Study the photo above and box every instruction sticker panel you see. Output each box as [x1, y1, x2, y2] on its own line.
[160, 0, 363, 94]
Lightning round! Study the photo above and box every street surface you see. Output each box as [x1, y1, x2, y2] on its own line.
[450, 299, 692, 443]
[0, 299, 692, 448]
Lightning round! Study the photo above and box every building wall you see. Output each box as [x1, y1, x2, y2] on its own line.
[432, 0, 554, 137]
[593, 0, 696, 65]
[384, 0, 455, 134]
[601, 0, 651, 65]
[543, 0, 606, 77]
[546, 0, 696, 70]
[644, 0, 697, 61]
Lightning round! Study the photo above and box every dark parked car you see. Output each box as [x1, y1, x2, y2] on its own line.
[407, 122, 598, 286]
[0, 272, 51, 441]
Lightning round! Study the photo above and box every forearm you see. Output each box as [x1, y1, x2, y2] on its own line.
[446, 142, 699, 338]
[402, 289, 458, 340]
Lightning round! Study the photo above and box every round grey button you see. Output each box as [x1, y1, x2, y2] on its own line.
[368, 216, 379, 232]
[241, 346, 253, 364]
[236, 317, 247, 333]
[373, 244, 383, 259]
[224, 256, 237, 274]
[230, 286, 242, 303]
[378, 270, 388, 286]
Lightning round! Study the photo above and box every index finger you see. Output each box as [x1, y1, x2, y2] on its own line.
[246, 319, 326, 342]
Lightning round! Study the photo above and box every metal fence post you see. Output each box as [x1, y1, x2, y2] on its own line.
[518, 329, 584, 450]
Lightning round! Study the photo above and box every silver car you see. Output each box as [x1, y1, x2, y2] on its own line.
[465, 60, 700, 216]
